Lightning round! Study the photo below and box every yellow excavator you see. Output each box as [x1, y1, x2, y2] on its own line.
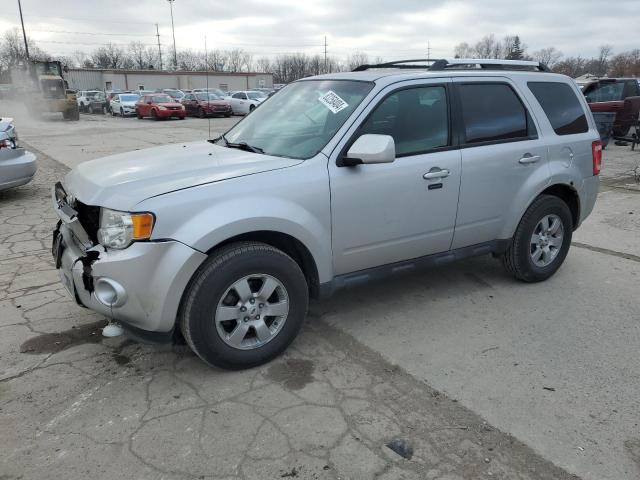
[12, 60, 79, 120]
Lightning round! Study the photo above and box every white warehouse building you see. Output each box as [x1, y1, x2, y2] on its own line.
[65, 68, 274, 92]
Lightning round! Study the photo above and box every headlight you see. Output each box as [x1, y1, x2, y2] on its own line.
[97, 208, 154, 249]
[158, 106, 167, 110]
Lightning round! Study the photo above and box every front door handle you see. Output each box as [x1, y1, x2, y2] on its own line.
[423, 168, 450, 180]
[518, 154, 541, 164]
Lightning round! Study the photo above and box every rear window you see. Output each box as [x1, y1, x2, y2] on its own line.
[458, 83, 532, 144]
[528, 82, 588, 135]
[582, 81, 624, 103]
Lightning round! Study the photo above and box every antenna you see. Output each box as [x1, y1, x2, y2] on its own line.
[205, 36, 211, 139]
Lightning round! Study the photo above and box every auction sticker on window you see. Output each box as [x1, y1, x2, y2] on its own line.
[318, 91, 349, 114]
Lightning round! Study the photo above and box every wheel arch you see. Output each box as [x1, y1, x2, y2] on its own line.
[539, 183, 580, 230]
[207, 230, 321, 299]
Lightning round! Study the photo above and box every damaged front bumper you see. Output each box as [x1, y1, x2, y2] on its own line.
[52, 184, 207, 341]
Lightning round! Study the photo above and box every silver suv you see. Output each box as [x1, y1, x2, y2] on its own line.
[52, 59, 601, 369]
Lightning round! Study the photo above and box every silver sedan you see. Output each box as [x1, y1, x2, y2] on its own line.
[0, 117, 37, 191]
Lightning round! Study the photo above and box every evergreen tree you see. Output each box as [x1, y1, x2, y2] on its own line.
[507, 36, 525, 60]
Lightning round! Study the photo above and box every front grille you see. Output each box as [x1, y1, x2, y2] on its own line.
[74, 201, 100, 244]
[167, 106, 181, 110]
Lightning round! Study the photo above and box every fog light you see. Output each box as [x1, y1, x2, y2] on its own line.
[94, 278, 127, 307]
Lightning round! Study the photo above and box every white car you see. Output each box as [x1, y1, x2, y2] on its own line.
[228, 90, 268, 114]
[110, 93, 141, 117]
[76, 90, 102, 112]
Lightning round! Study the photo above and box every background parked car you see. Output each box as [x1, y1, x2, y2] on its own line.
[228, 90, 268, 114]
[583, 78, 640, 136]
[0, 117, 37, 191]
[105, 89, 124, 110]
[193, 87, 226, 98]
[76, 90, 102, 112]
[86, 91, 107, 114]
[161, 88, 185, 100]
[135, 93, 185, 120]
[110, 93, 140, 117]
[181, 92, 232, 118]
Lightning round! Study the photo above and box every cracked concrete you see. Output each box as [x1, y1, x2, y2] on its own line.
[1, 110, 638, 479]
[0, 140, 576, 479]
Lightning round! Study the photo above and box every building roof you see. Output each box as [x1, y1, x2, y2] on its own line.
[67, 68, 270, 76]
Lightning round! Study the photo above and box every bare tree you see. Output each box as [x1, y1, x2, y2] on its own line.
[90, 43, 127, 69]
[608, 49, 640, 77]
[255, 56, 271, 73]
[531, 47, 563, 69]
[346, 52, 369, 71]
[0, 28, 48, 70]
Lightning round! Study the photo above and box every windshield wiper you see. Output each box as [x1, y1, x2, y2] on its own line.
[225, 139, 264, 154]
[211, 134, 264, 154]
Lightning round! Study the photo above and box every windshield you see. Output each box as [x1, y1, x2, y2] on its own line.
[151, 95, 173, 103]
[247, 91, 267, 100]
[196, 93, 222, 101]
[120, 94, 139, 102]
[221, 80, 374, 159]
[165, 90, 184, 99]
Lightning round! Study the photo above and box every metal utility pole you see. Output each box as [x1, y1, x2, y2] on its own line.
[167, 0, 178, 69]
[324, 36, 327, 73]
[427, 40, 431, 59]
[155, 23, 163, 70]
[17, 0, 30, 60]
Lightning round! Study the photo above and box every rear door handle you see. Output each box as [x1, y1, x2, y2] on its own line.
[423, 168, 450, 180]
[518, 154, 541, 164]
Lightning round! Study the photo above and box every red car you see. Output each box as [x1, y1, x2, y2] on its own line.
[583, 79, 640, 136]
[136, 94, 185, 120]
[181, 92, 233, 118]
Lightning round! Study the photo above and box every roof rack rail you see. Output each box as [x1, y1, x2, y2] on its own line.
[352, 58, 550, 73]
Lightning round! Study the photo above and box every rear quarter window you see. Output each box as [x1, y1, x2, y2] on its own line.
[528, 82, 589, 135]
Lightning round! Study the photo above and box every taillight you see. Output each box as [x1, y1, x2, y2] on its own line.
[592, 140, 602, 176]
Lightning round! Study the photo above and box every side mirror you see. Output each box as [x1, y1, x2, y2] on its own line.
[340, 134, 396, 167]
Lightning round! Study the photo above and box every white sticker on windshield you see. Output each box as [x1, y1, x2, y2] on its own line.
[318, 91, 349, 114]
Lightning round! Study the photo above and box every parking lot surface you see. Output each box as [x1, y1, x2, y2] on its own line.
[1, 106, 639, 480]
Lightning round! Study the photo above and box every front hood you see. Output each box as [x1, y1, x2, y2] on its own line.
[64, 141, 302, 211]
[120, 101, 137, 107]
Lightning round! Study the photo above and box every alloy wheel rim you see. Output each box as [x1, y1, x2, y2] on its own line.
[530, 214, 564, 267]
[215, 274, 289, 350]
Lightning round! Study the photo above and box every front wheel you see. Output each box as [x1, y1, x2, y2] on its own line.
[151, 109, 159, 120]
[198, 107, 206, 118]
[501, 194, 573, 282]
[180, 242, 309, 369]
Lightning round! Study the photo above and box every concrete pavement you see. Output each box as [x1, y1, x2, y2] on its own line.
[1, 108, 638, 479]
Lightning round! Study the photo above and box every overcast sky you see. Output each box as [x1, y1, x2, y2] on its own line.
[1, 0, 637, 62]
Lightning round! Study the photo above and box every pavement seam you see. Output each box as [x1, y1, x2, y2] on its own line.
[572, 241, 640, 263]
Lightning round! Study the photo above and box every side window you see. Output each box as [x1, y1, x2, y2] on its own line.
[458, 83, 532, 144]
[232, 93, 242, 99]
[359, 86, 449, 156]
[583, 82, 624, 103]
[528, 82, 588, 136]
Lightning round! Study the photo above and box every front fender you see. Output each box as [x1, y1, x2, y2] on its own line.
[175, 196, 333, 283]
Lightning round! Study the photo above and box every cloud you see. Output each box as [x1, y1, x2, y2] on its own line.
[2, 0, 638, 61]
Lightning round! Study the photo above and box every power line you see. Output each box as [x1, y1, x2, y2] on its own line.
[25, 14, 155, 25]
[30, 29, 155, 37]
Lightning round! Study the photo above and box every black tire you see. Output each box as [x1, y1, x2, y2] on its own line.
[151, 109, 159, 120]
[120, 108, 125, 117]
[180, 241, 309, 370]
[249, 104, 255, 113]
[198, 107, 206, 119]
[136, 110, 143, 119]
[225, 113, 231, 118]
[501, 194, 573, 282]
[79, 102, 85, 113]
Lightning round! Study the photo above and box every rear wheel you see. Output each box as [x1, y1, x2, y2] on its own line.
[249, 104, 255, 113]
[501, 194, 573, 282]
[198, 107, 206, 118]
[180, 241, 309, 369]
